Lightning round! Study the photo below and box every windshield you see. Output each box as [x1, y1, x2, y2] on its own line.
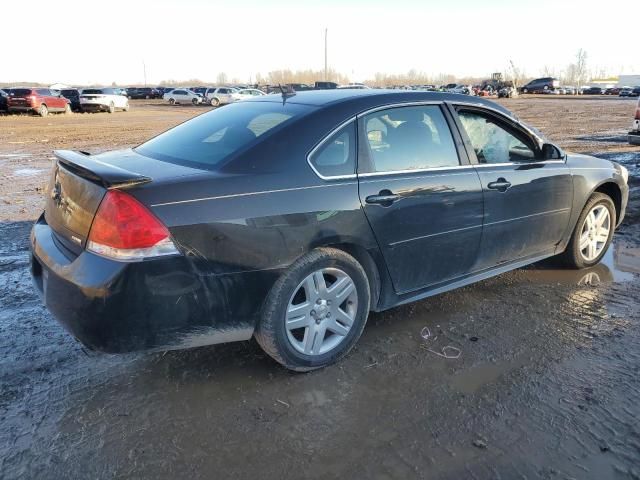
[136, 101, 312, 170]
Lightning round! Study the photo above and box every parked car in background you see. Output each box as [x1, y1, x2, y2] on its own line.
[633, 87, 640, 97]
[619, 87, 635, 97]
[520, 77, 560, 93]
[448, 84, 473, 95]
[234, 88, 267, 101]
[629, 97, 640, 145]
[60, 88, 81, 111]
[204, 87, 238, 106]
[0, 88, 9, 112]
[127, 87, 161, 99]
[314, 81, 338, 90]
[114, 88, 128, 97]
[30, 90, 629, 370]
[164, 88, 203, 105]
[498, 86, 518, 98]
[605, 87, 622, 96]
[564, 86, 577, 95]
[80, 88, 130, 113]
[583, 87, 605, 95]
[8, 88, 71, 116]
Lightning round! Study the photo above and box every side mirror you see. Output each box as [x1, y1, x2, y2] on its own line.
[542, 143, 563, 160]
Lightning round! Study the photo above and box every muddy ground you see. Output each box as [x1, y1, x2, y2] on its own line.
[1, 97, 639, 479]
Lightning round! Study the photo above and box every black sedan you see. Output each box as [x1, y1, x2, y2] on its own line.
[30, 90, 629, 370]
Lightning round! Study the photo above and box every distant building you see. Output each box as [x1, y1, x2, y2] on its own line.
[617, 75, 640, 87]
[49, 83, 72, 90]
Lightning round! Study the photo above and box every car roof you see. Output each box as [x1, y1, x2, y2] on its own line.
[244, 89, 514, 117]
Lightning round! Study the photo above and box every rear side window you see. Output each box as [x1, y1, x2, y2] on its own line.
[362, 105, 459, 172]
[309, 122, 356, 178]
[36, 89, 51, 96]
[136, 101, 312, 170]
[11, 89, 32, 96]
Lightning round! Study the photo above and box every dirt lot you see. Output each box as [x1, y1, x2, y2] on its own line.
[1, 97, 640, 479]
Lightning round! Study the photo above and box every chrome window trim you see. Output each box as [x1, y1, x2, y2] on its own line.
[358, 165, 475, 178]
[355, 100, 443, 118]
[306, 117, 358, 181]
[473, 159, 567, 168]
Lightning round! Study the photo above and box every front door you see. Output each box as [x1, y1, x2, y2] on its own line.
[453, 107, 573, 269]
[358, 104, 484, 294]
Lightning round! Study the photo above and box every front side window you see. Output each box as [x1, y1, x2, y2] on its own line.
[457, 111, 536, 164]
[309, 122, 356, 177]
[363, 105, 459, 172]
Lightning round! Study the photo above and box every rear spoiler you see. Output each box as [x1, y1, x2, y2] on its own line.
[54, 150, 152, 189]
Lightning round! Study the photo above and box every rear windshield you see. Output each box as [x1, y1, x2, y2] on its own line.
[82, 89, 104, 94]
[136, 101, 312, 170]
[11, 89, 32, 96]
[61, 89, 78, 96]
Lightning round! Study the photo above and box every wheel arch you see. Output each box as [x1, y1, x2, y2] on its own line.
[592, 181, 622, 224]
[307, 239, 384, 312]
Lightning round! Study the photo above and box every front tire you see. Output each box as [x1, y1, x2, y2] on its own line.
[255, 248, 371, 371]
[560, 193, 616, 269]
[123, 101, 130, 112]
[108, 102, 115, 114]
[169, 98, 175, 105]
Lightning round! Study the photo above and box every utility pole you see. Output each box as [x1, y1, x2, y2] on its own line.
[324, 28, 328, 81]
[143, 60, 147, 86]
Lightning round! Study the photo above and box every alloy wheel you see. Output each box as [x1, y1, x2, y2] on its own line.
[285, 268, 358, 356]
[579, 204, 610, 261]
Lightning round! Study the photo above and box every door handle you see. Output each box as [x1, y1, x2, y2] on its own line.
[487, 178, 512, 192]
[365, 190, 401, 206]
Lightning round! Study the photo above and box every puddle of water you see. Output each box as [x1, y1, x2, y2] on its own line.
[525, 242, 636, 285]
[12, 168, 44, 177]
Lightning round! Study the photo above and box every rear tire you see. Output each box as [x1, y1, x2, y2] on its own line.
[123, 101, 129, 112]
[108, 102, 115, 114]
[210, 97, 220, 107]
[169, 98, 175, 105]
[192, 97, 199, 105]
[255, 247, 371, 371]
[64, 103, 71, 114]
[38, 104, 48, 117]
[558, 193, 616, 269]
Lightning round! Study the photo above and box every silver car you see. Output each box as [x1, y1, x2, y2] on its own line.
[204, 87, 239, 107]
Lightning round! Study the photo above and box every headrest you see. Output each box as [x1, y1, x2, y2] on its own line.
[387, 108, 424, 123]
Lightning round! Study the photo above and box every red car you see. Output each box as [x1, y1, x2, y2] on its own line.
[7, 88, 71, 117]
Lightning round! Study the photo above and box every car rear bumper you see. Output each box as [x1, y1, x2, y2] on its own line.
[80, 102, 109, 111]
[30, 215, 256, 353]
[8, 106, 35, 112]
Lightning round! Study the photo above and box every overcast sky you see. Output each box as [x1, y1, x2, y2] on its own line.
[2, 0, 637, 85]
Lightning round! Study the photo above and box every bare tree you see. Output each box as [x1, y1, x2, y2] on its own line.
[216, 72, 228, 85]
[507, 60, 525, 89]
[574, 49, 588, 94]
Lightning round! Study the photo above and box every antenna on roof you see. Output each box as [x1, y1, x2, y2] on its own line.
[278, 83, 296, 104]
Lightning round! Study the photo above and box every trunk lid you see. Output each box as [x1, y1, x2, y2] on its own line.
[45, 149, 208, 254]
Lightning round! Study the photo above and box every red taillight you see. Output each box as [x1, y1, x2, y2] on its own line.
[635, 101, 640, 120]
[87, 190, 178, 260]
[28, 95, 36, 105]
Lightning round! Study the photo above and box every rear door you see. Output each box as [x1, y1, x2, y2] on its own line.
[357, 103, 484, 294]
[451, 105, 572, 269]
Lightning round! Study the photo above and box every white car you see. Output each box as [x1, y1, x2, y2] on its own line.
[234, 88, 266, 101]
[163, 89, 203, 105]
[80, 88, 129, 113]
[204, 87, 239, 106]
[629, 97, 640, 145]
